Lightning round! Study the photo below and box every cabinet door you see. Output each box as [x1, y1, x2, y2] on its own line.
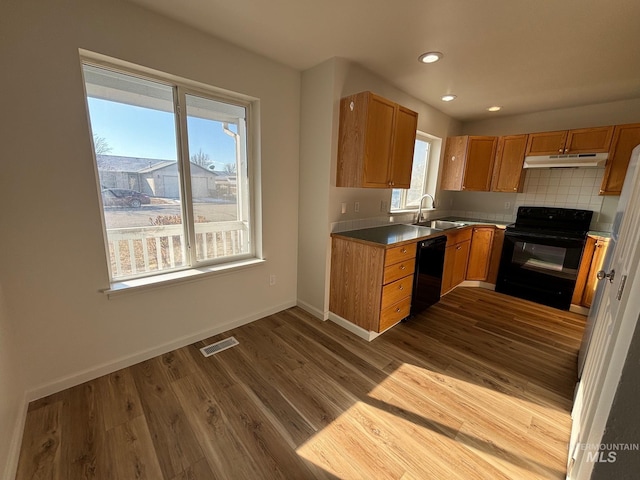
[389, 106, 418, 188]
[466, 227, 495, 281]
[462, 136, 497, 191]
[491, 135, 528, 192]
[565, 126, 613, 154]
[600, 123, 640, 195]
[525, 131, 568, 156]
[440, 136, 468, 190]
[451, 240, 471, 288]
[362, 94, 396, 187]
[582, 238, 610, 307]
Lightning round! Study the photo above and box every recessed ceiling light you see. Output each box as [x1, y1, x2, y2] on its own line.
[418, 52, 443, 64]
[487, 106, 502, 112]
[441, 94, 457, 102]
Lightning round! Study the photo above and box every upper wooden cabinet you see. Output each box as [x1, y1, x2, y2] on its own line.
[491, 134, 528, 192]
[440, 136, 498, 191]
[525, 126, 614, 156]
[600, 123, 640, 195]
[336, 91, 418, 188]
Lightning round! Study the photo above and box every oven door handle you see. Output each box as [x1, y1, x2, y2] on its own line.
[505, 230, 586, 242]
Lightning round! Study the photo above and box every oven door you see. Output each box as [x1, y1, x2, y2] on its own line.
[496, 230, 586, 310]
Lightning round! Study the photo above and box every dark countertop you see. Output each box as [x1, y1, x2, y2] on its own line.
[331, 224, 444, 246]
[331, 217, 508, 248]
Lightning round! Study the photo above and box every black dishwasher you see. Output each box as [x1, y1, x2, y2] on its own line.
[411, 236, 447, 315]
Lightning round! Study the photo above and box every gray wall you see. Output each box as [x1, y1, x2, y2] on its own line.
[0, 0, 301, 476]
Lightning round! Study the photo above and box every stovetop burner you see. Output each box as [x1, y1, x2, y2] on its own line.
[512, 206, 593, 235]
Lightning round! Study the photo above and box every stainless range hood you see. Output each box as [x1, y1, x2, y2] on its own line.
[523, 152, 608, 169]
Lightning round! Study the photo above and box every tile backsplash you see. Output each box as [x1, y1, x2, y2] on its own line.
[516, 168, 604, 212]
[451, 167, 611, 231]
[331, 167, 613, 234]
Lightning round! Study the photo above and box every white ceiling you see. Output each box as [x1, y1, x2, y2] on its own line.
[127, 0, 640, 121]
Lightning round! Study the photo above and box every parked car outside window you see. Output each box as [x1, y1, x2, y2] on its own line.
[101, 188, 150, 208]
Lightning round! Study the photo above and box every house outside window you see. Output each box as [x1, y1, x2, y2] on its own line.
[81, 60, 258, 282]
[391, 132, 438, 211]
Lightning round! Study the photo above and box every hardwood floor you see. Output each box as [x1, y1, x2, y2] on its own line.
[16, 287, 586, 479]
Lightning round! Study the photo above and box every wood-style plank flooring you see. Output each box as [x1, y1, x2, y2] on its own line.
[16, 287, 586, 479]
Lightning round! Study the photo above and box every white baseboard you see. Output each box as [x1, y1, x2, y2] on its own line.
[4, 392, 28, 480]
[26, 300, 296, 403]
[327, 312, 380, 342]
[296, 299, 328, 320]
[458, 280, 496, 290]
[570, 304, 590, 316]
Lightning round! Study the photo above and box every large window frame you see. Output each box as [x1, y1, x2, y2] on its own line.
[80, 54, 261, 291]
[391, 131, 440, 212]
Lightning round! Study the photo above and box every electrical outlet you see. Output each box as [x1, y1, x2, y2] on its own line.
[341, 202, 347, 214]
[504, 202, 511, 210]
[380, 200, 388, 212]
[269, 274, 276, 286]
[354, 201, 360, 213]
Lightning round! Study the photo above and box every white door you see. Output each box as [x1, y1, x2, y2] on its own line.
[568, 147, 640, 479]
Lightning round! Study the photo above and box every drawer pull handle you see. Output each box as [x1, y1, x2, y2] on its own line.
[456, 245, 462, 250]
[401, 248, 407, 253]
[396, 308, 401, 313]
[400, 264, 406, 270]
[399, 285, 404, 290]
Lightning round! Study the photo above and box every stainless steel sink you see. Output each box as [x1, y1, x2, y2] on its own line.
[431, 220, 468, 229]
[413, 220, 468, 229]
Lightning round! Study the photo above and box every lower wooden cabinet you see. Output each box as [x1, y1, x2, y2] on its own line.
[329, 237, 416, 333]
[466, 227, 495, 281]
[572, 235, 610, 308]
[442, 228, 472, 295]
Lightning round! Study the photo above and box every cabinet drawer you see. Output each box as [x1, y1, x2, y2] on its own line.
[385, 243, 417, 266]
[379, 297, 411, 332]
[383, 259, 415, 284]
[381, 276, 413, 310]
[446, 227, 472, 246]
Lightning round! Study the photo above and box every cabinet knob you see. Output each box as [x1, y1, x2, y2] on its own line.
[451, 156, 456, 161]
[349, 101, 355, 111]
[399, 285, 404, 290]
[559, 148, 563, 153]
[401, 248, 407, 253]
[513, 187, 517, 191]
[456, 245, 462, 250]
[400, 264, 406, 270]
[564, 148, 568, 153]
[396, 308, 401, 313]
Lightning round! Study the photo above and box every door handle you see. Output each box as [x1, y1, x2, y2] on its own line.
[597, 269, 615, 283]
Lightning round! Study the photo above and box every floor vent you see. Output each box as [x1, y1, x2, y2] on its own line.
[200, 336, 239, 357]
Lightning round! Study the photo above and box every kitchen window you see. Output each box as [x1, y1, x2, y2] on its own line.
[81, 59, 259, 285]
[391, 132, 438, 211]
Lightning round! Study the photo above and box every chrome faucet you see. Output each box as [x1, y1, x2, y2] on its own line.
[415, 193, 436, 224]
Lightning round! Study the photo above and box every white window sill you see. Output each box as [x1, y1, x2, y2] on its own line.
[103, 257, 266, 298]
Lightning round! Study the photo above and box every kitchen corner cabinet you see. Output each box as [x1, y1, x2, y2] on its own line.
[572, 236, 610, 308]
[336, 91, 418, 188]
[525, 126, 614, 156]
[465, 226, 496, 281]
[600, 123, 640, 195]
[491, 135, 528, 192]
[441, 228, 472, 295]
[329, 237, 415, 333]
[440, 136, 498, 191]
